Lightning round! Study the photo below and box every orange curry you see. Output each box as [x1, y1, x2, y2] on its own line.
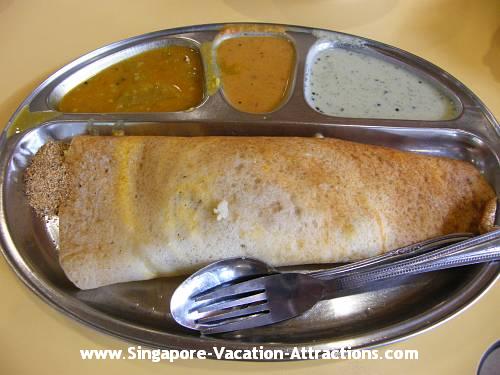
[58, 45, 204, 113]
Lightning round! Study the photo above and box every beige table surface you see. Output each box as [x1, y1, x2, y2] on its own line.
[1, 0, 499, 374]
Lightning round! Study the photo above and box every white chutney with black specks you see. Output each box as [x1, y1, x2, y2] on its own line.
[304, 47, 458, 120]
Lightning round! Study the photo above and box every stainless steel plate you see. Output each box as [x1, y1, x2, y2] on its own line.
[0, 23, 498, 359]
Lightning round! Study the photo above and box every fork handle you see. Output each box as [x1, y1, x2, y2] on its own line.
[310, 233, 473, 280]
[322, 229, 500, 292]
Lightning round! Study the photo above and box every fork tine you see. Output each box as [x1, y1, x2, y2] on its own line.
[199, 312, 276, 334]
[196, 301, 270, 325]
[195, 291, 267, 314]
[194, 277, 266, 302]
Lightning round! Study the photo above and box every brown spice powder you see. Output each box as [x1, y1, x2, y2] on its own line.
[24, 141, 70, 216]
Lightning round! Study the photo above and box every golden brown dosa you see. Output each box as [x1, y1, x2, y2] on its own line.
[56, 136, 496, 289]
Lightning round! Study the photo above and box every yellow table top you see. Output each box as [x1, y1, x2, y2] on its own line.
[0, 1, 498, 373]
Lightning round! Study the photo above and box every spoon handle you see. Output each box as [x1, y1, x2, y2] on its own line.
[310, 232, 473, 280]
[323, 229, 500, 291]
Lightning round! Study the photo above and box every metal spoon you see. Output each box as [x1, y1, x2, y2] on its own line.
[170, 232, 472, 331]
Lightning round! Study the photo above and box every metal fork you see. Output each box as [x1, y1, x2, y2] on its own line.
[190, 230, 500, 334]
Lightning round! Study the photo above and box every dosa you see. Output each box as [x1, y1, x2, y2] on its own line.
[55, 136, 495, 289]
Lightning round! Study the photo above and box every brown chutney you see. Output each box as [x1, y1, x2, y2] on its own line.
[216, 36, 296, 114]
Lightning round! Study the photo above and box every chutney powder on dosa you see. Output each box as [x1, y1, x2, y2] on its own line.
[40, 136, 496, 289]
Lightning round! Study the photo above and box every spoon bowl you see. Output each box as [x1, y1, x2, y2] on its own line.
[170, 257, 276, 329]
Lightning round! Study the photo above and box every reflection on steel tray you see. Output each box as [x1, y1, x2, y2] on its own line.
[0, 23, 498, 360]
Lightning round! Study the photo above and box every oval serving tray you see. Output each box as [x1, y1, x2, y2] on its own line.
[0, 23, 498, 359]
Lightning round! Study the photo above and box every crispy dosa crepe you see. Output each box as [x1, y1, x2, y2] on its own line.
[55, 136, 495, 289]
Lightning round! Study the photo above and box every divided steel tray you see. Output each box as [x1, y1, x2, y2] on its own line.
[0, 23, 498, 358]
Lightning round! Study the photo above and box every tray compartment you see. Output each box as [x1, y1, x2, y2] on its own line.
[212, 29, 298, 114]
[1, 121, 497, 349]
[33, 37, 210, 113]
[304, 39, 461, 120]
